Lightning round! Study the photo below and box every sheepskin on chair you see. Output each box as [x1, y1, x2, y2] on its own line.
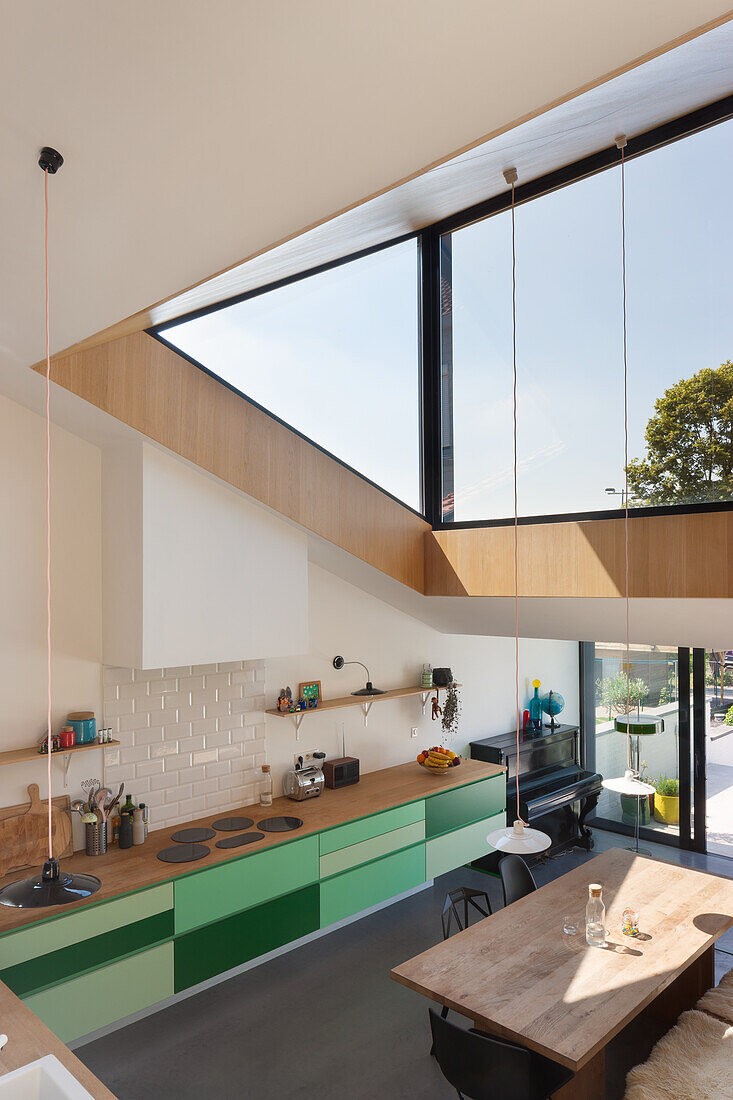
[624, 1010, 733, 1100]
[697, 967, 733, 1025]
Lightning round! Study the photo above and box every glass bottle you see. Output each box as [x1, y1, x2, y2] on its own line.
[586, 883, 606, 947]
[529, 679, 543, 730]
[121, 794, 136, 816]
[260, 764, 273, 807]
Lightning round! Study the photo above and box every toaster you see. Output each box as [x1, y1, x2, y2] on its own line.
[283, 763, 325, 801]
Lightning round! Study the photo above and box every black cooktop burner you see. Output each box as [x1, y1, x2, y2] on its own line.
[215, 831, 266, 849]
[157, 843, 210, 864]
[212, 817, 255, 832]
[257, 816, 303, 832]
[171, 827, 216, 844]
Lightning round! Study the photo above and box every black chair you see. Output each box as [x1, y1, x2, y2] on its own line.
[429, 1007, 573, 1100]
[499, 854, 537, 907]
[441, 887, 492, 940]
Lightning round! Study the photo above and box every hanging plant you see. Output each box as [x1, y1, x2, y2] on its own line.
[441, 684, 461, 740]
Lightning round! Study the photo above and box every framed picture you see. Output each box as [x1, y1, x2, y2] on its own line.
[299, 681, 322, 705]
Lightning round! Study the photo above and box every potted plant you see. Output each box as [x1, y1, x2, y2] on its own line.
[653, 775, 679, 825]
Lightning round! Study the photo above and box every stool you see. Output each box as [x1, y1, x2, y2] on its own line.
[442, 886, 492, 940]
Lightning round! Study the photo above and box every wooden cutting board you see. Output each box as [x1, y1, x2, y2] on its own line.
[0, 784, 73, 878]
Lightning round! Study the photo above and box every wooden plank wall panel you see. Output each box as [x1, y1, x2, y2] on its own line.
[425, 513, 733, 598]
[39, 332, 428, 592]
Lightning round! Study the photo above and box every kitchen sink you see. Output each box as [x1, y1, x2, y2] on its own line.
[0, 1055, 94, 1099]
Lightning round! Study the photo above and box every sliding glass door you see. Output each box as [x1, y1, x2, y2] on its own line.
[704, 649, 733, 858]
[581, 643, 714, 854]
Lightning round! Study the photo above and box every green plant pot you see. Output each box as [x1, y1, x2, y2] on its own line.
[620, 793, 650, 826]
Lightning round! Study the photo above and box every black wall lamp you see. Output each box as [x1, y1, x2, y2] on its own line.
[332, 656, 385, 697]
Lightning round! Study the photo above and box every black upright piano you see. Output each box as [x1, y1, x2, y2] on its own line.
[470, 724, 602, 868]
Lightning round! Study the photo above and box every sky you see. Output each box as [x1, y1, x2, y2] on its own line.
[163, 118, 732, 521]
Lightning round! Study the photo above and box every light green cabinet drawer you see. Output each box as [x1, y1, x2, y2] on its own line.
[425, 777, 505, 838]
[319, 820, 425, 878]
[319, 801, 425, 856]
[320, 843, 425, 928]
[0, 883, 173, 969]
[174, 835, 319, 934]
[24, 942, 174, 1043]
[426, 812, 505, 879]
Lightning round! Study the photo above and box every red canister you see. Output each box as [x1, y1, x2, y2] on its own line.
[59, 726, 75, 749]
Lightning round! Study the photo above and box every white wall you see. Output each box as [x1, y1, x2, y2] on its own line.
[265, 564, 579, 793]
[0, 393, 102, 814]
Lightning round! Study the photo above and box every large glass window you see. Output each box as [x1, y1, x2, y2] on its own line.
[160, 240, 421, 511]
[441, 119, 733, 522]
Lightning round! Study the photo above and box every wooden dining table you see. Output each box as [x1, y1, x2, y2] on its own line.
[391, 848, 733, 1098]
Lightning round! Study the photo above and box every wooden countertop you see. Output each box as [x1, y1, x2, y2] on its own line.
[391, 848, 733, 1072]
[0, 759, 503, 934]
[0, 980, 116, 1097]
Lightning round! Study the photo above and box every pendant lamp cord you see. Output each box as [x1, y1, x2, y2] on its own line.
[617, 135, 632, 775]
[44, 167, 53, 859]
[507, 169, 524, 825]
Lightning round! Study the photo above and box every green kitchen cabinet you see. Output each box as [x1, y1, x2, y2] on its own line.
[425, 777, 505, 839]
[24, 942, 174, 1044]
[174, 835, 319, 935]
[174, 884, 319, 992]
[320, 843, 425, 928]
[0, 883, 173, 969]
[425, 812, 505, 879]
[319, 801, 425, 855]
[319, 820, 425, 879]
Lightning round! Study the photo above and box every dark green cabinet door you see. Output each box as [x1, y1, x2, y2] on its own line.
[174, 884, 319, 992]
[425, 777, 505, 838]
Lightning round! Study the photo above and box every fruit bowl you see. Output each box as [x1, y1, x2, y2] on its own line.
[417, 747, 461, 773]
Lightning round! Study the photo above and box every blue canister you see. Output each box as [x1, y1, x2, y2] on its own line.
[68, 711, 96, 745]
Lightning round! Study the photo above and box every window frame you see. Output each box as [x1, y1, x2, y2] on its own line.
[150, 93, 733, 530]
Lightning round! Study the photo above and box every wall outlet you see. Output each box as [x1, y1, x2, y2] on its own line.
[411, 727, 419, 739]
[293, 750, 319, 769]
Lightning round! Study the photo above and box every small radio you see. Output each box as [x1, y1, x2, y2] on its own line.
[322, 757, 360, 789]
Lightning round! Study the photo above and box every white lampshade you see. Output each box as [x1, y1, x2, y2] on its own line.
[487, 819, 551, 855]
[602, 770, 655, 796]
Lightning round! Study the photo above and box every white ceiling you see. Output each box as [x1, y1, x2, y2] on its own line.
[2, 1, 732, 419]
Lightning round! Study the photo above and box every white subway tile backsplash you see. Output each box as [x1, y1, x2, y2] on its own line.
[204, 730, 230, 749]
[149, 772, 181, 791]
[203, 701, 229, 720]
[150, 679, 178, 694]
[166, 784, 192, 803]
[193, 778, 219, 796]
[134, 726, 164, 746]
[193, 749, 218, 766]
[204, 672, 229, 690]
[103, 662, 266, 828]
[231, 669, 255, 685]
[136, 760, 165, 778]
[119, 745, 151, 765]
[151, 741, 179, 758]
[163, 692, 190, 709]
[218, 714, 243, 732]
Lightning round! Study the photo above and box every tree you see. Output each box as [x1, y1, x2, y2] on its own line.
[596, 673, 649, 718]
[626, 361, 733, 505]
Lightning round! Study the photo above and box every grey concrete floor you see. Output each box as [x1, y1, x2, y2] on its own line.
[78, 835, 732, 1100]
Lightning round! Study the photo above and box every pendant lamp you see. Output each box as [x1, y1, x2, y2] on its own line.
[598, 136, 654, 857]
[0, 149, 100, 908]
[486, 167, 551, 858]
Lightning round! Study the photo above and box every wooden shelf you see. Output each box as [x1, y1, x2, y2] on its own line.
[0, 740, 120, 769]
[266, 684, 460, 738]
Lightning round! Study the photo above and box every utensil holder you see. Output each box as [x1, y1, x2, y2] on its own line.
[85, 820, 107, 856]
